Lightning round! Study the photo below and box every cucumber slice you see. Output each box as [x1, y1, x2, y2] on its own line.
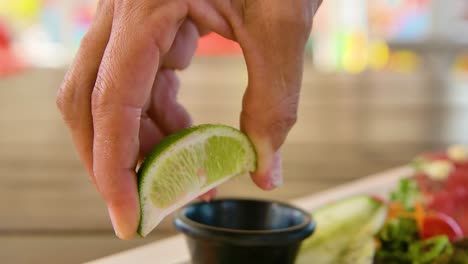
[296, 196, 387, 264]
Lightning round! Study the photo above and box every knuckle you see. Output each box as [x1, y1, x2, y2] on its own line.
[271, 109, 297, 132]
[150, 1, 189, 53]
[56, 32, 96, 119]
[91, 87, 109, 115]
[56, 72, 77, 122]
[55, 85, 67, 112]
[279, 13, 312, 36]
[242, 104, 298, 134]
[271, 97, 300, 130]
[91, 69, 115, 114]
[91, 69, 131, 123]
[149, 14, 176, 53]
[241, 106, 296, 150]
[78, 31, 95, 53]
[115, 0, 188, 54]
[65, 34, 95, 78]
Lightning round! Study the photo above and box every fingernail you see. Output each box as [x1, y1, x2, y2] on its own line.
[253, 150, 283, 190]
[108, 207, 124, 239]
[199, 189, 216, 202]
[269, 151, 283, 188]
[265, 150, 283, 189]
[199, 194, 211, 202]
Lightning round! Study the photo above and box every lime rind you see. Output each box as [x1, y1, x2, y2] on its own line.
[137, 124, 256, 237]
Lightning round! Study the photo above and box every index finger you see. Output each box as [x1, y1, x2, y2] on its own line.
[91, 0, 188, 239]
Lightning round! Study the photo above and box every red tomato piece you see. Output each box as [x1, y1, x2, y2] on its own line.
[421, 212, 464, 242]
[456, 210, 468, 235]
[0, 22, 10, 49]
[455, 162, 468, 169]
[427, 191, 456, 217]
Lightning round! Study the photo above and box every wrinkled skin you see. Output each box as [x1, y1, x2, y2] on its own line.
[56, 0, 323, 239]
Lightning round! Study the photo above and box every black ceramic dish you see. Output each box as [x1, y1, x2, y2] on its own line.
[174, 198, 315, 264]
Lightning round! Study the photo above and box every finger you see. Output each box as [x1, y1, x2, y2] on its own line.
[148, 69, 192, 135]
[56, 0, 113, 182]
[235, 1, 314, 190]
[197, 26, 211, 37]
[199, 188, 217, 202]
[139, 114, 165, 158]
[138, 93, 166, 159]
[161, 19, 199, 70]
[188, 0, 235, 40]
[91, 0, 189, 239]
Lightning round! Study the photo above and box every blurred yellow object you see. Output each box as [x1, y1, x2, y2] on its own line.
[388, 50, 420, 73]
[342, 32, 368, 73]
[368, 40, 390, 71]
[0, 0, 41, 23]
[453, 54, 468, 73]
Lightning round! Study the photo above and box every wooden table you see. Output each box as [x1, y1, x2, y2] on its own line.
[0, 57, 467, 263]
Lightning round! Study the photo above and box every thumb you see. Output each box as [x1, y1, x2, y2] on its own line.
[236, 1, 314, 190]
[240, 70, 300, 191]
[240, 62, 300, 191]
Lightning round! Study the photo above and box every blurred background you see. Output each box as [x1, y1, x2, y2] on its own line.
[1, 0, 467, 263]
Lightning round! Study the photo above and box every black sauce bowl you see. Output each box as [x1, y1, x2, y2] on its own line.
[174, 198, 315, 264]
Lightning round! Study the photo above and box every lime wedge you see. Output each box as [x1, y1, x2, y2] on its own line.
[137, 124, 257, 237]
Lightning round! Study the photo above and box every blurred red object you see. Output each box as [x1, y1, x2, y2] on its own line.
[0, 21, 26, 78]
[420, 212, 464, 242]
[196, 33, 242, 56]
[0, 23, 9, 49]
[414, 151, 468, 236]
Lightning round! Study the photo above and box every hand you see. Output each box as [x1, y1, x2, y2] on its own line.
[57, 0, 322, 239]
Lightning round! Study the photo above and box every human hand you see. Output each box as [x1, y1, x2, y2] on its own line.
[57, 0, 322, 239]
